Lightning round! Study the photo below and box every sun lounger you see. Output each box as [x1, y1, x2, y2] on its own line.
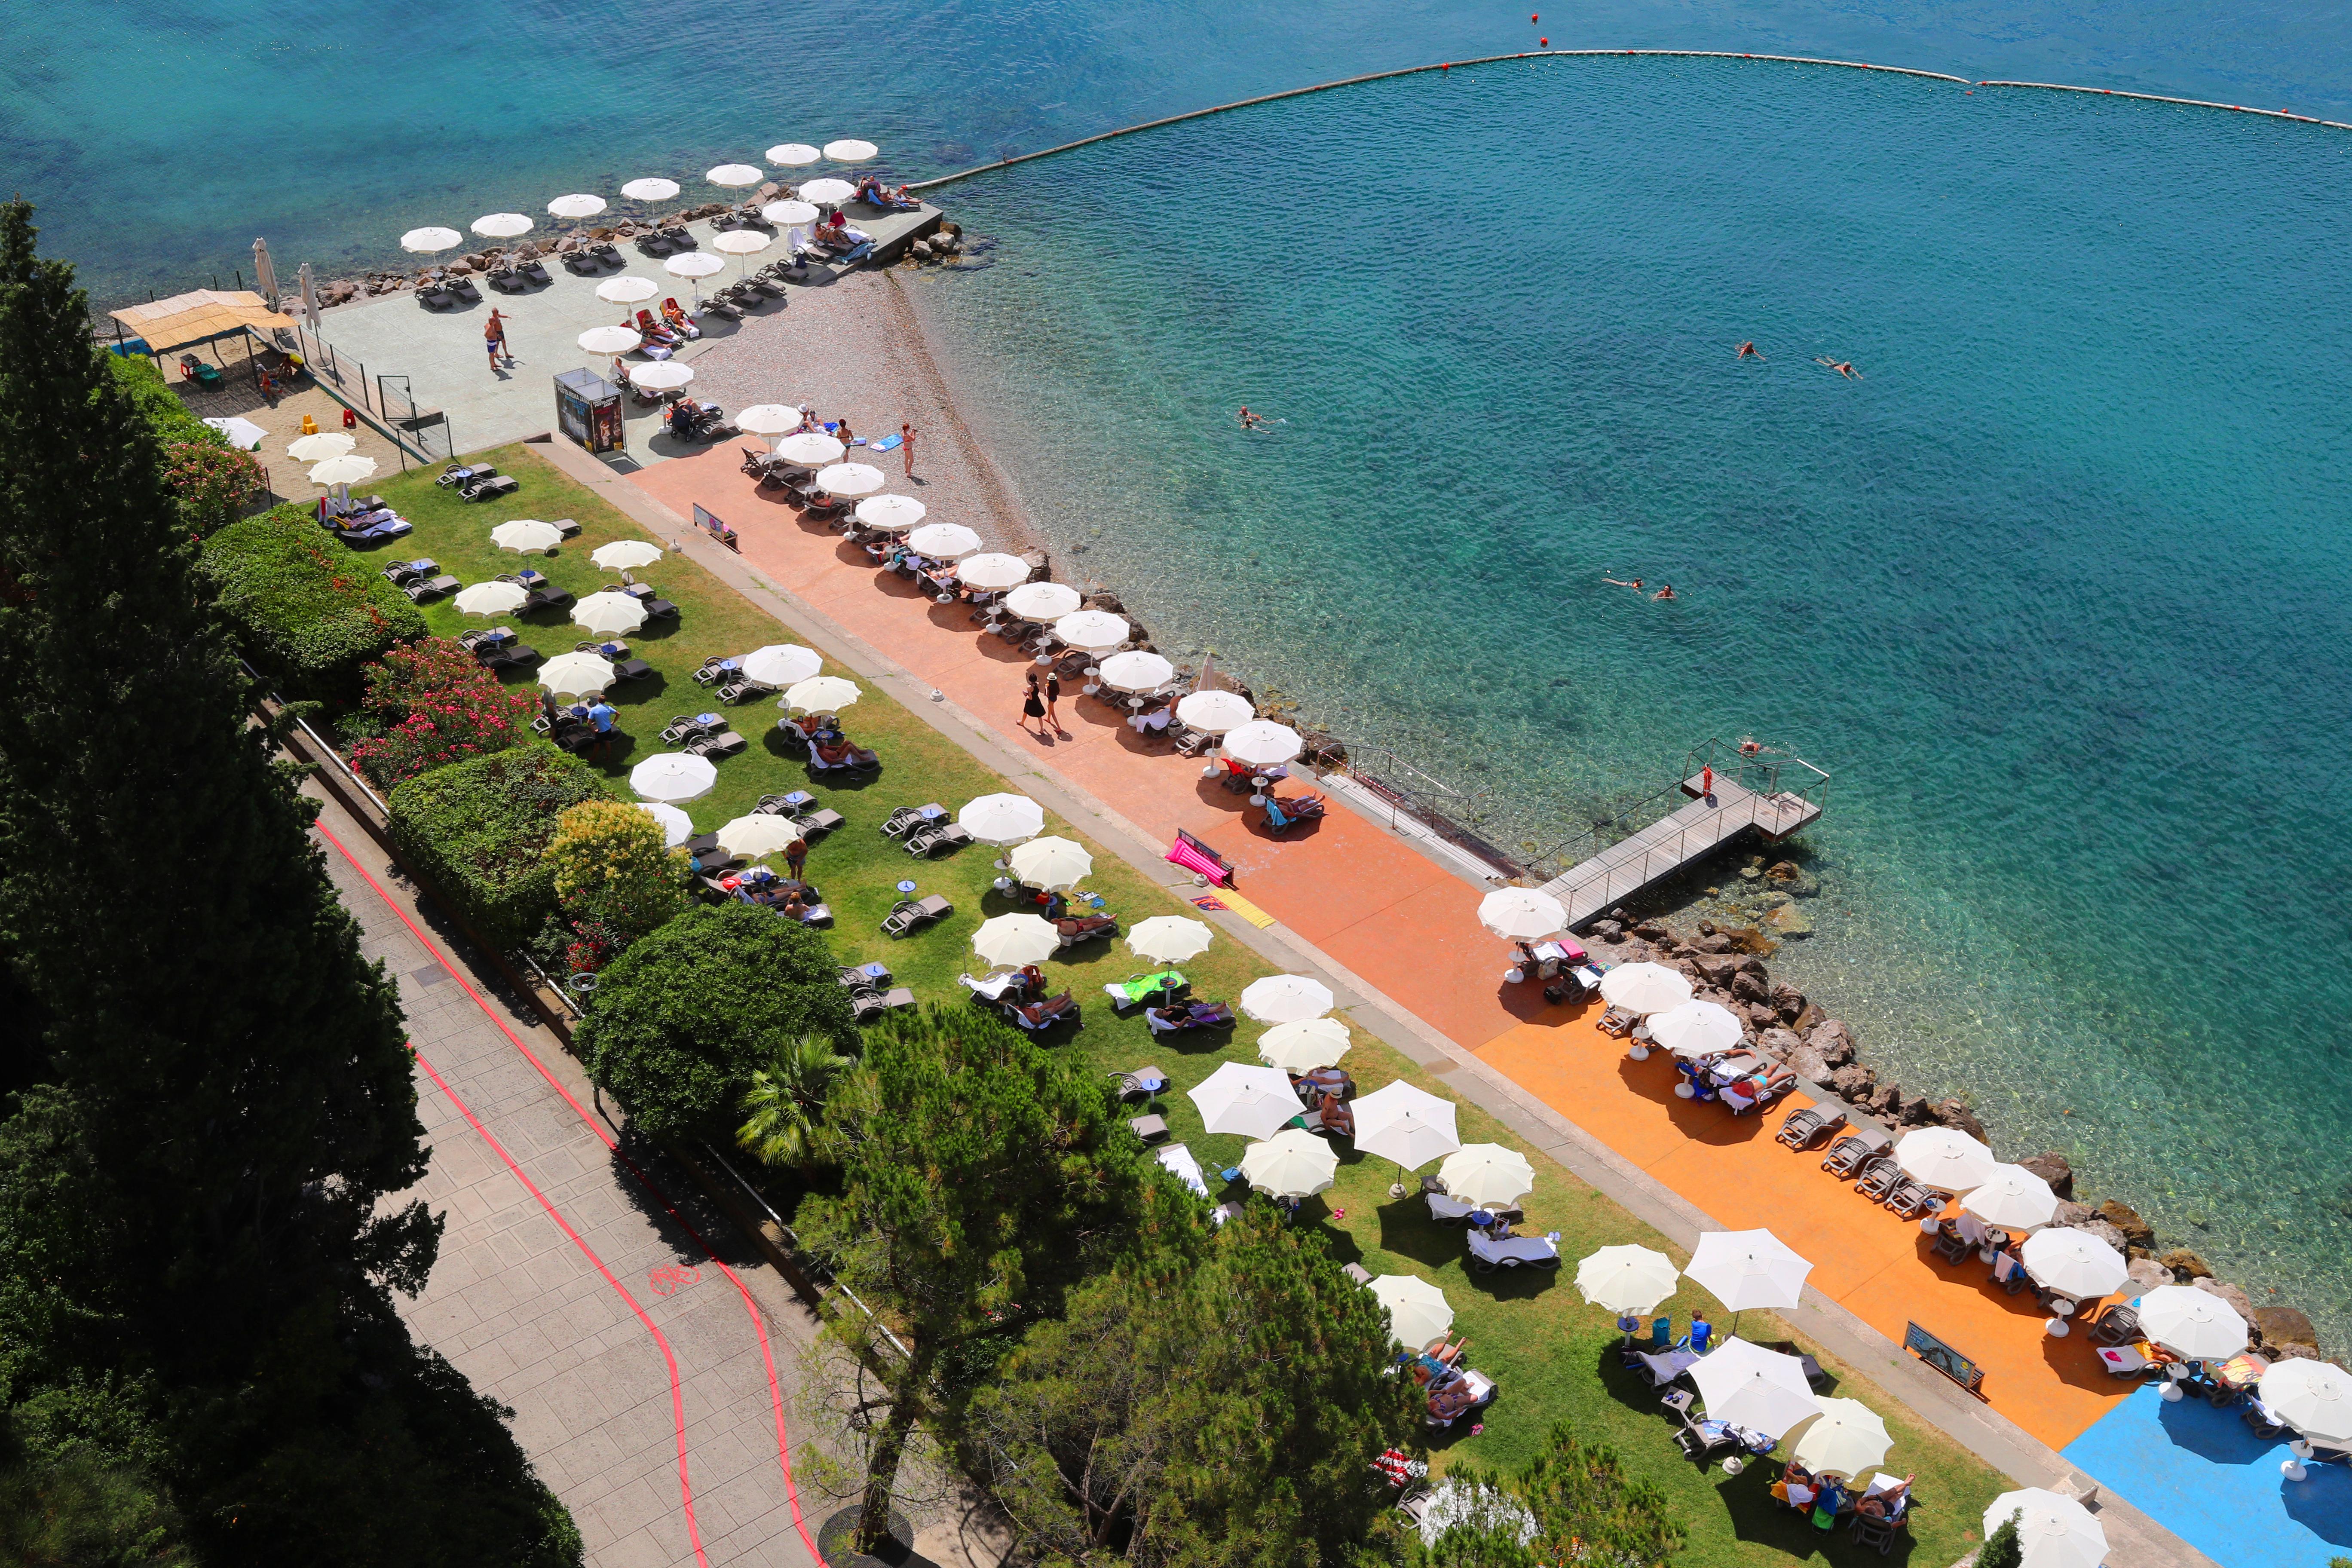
[1054, 913, 1119, 946]
[460, 474, 520, 502]
[437, 462, 494, 488]
[1144, 1002, 1232, 1035]
[475, 643, 540, 670]
[1467, 1226, 1562, 1273]
[1425, 1189, 1524, 1226]
[1853, 1156, 1902, 1201]
[402, 573, 459, 602]
[683, 730, 747, 760]
[1776, 1105, 1846, 1149]
[2089, 1304, 2142, 1347]
[1629, 1347, 1699, 1387]
[335, 517, 413, 545]
[1883, 1175, 1940, 1219]
[849, 986, 917, 1024]
[959, 970, 1028, 1003]
[1423, 1368, 1495, 1429]
[1820, 1126, 1891, 1176]
[379, 557, 437, 585]
[1154, 1142, 1210, 1196]
[520, 585, 574, 612]
[1127, 1113, 1170, 1145]
[1005, 991, 1078, 1032]
[882, 893, 952, 937]
[905, 822, 972, 857]
[1103, 970, 1187, 1010]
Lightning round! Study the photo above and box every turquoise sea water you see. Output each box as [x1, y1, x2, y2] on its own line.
[13, 4, 2352, 1339]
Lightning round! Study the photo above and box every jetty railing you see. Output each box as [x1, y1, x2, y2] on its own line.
[285, 321, 454, 470]
[1320, 741, 1524, 878]
[1519, 738, 1830, 886]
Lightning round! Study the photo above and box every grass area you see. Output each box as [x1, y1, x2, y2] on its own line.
[360, 444, 2009, 1565]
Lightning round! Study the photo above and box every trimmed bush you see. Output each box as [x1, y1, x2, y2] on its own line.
[545, 799, 692, 966]
[386, 744, 612, 950]
[197, 503, 426, 702]
[349, 635, 540, 790]
[576, 904, 855, 1143]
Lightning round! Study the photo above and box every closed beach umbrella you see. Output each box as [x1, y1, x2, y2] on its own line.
[1437, 1144, 1535, 1209]
[2021, 1227, 2129, 1301]
[717, 814, 804, 860]
[631, 361, 695, 391]
[784, 675, 861, 714]
[738, 405, 804, 435]
[816, 462, 887, 497]
[1575, 1244, 1680, 1314]
[2138, 1285, 2249, 1360]
[1239, 974, 1334, 1025]
[1599, 962, 1691, 1015]
[1352, 1082, 1460, 1170]
[1098, 651, 1175, 693]
[958, 792, 1046, 846]
[578, 325, 641, 354]
[573, 591, 649, 637]
[401, 226, 462, 253]
[1648, 1000, 1746, 1059]
[1981, 1489, 2106, 1568]
[252, 237, 278, 306]
[740, 644, 823, 688]
[547, 193, 607, 219]
[203, 416, 268, 450]
[707, 163, 764, 187]
[1369, 1275, 1453, 1350]
[768, 144, 823, 167]
[799, 177, 858, 205]
[824, 138, 879, 161]
[1220, 720, 1303, 768]
[1960, 1164, 2061, 1231]
[630, 752, 717, 804]
[491, 518, 564, 554]
[1240, 1128, 1338, 1199]
[666, 252, 725, 279]
[1176, 689, 1255, 733]
[596, 275, 660, 304]
[1791, 1398, 1892, 1479]
[908, 523, 982, 559]
[778, 432, 848, 467]
[2260, 1360, 2352, 1445]
[286, 431, 355, 462]
[1896, 1127, 1998, 1193]
[1054, 610, 1131, 653]
[454, 580, 528, 617]
[591, 539, 665, 572]
[1684, 1228, 1813, 1314]
[1257, 1017, 1351, 1073]
[472, 212, 532, 238]
[621, 177, 680, 202]
[973, 913, 1060, 968]
[1127, 915, 1214, 964]
[763, 199, 821, 227]
[1008, 836, 1092, 890]
[537, 651, 615, 700]
[1189, 1062, 1305, 1140]
[637, 800, 692, 848]
[1688, 1338, 1821, 1439]
[1479, 887, 1567, 941]
[958, 552, 1032, 591]
[1004, 582, 1081, 620]
[308, 454, 377, 487]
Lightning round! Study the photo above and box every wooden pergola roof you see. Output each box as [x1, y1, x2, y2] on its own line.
[108, 290, 296, 356]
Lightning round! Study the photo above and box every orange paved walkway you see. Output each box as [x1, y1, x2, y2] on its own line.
[632, 447, 2132, 1449]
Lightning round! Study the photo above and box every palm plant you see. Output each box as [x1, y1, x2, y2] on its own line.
[736, 1033, 854, 1169]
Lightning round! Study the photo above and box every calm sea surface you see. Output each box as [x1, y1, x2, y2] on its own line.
[14, 2, 2352, 1338]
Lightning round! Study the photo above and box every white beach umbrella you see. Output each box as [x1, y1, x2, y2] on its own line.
[537, 651, 615, 700]
[1648, 1000, 1746, 1059]
[1437, 1144, 1535, 1209]
[1004, 582, 1082, 620]
[799, 177, 858, 205]
[958, 793, 1046, 847]
[1127, 915, 1214, 965]
[1257, 1017, 1351, 1073]
[596, 275, 660, 304]
[1960, 1165, 2062, 1232]
[2138, 1285, 2250, 1360]
[573, 591, 649, 637]
[491, 518, 563, 554]
[202, 416, 268, 450]
[1896, 1127, 1998, 1193]
[578, 325, 641, 355]
[768, 143, 823, 167]
[763, 199, 821, 227]
[1369, 1275, 1453, 1350]
[631, 361, 695, 391]
[1220, 720, 1304, 768]
[1240, 1128, 1338, 1199]
[630, 751, 717, 803]
[1189, 1062, 1307, 1140]
[1479, 886, 1567, 941]
[738, 405, 804, 435]
[1098, 651, 1176, 693]
[401, 226, 462, 253]
[286, 431, 355, 462]
[665, 251, 726, 279]
[636, 800, 692, 848]
[591, 539, 666, 572]
[825, 138, 879, 162]
[308, 454, 377, 487]
[2021, 1227, 2129, 1301]
[716, 814, 805, 861]
[1351, 1082, 1460, 1170]
[740, 644, 824, 688]
[1982, 1489, 2106, 1568]
[778, 432, 848, 467]
[1684, 1228, 1813, 1314]
[908, 523, 982, 560]
[973, 913, 1060, 968]
[1575, 1244, 1681, 1315]
[547, 193, 607, 219]
[712, 229, 772, 257]
[1239, 974, 1334, 1025]
[1008, 836, 1092, 890]
[816, 462, 887, 497]
[472, 212, 532, 238]
[621, 177, 681, 202]
[958, 553, 1032, 591]
[1054, 610, 1131, 653]
[1598, 962, 1692, 1015]
[453, 580, 528, 617]
[1175, 689, 1256, 733]
[707, 163, 764, 187]
[1790, 1399, 1892, 1479]
[1688, 1338, 1821, 1439]
[2260, 1360, 2352, 1445]
[783, 675, 861, 714]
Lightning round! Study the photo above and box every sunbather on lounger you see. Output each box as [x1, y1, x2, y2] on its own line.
[811, 733, 879, 768]
[1316, 1090, 1355, 1137]
[661, 298, 701, 340]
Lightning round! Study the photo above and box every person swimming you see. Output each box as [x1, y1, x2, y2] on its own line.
[1602, 577, 1644, 590]
[1736, 340, 1764, 360]
[1238, 407, 1270, 430]
[1653, 584, 1676, 600]
[1815, 356, 1861, 379]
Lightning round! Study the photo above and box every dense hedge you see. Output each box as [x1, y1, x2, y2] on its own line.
[387, 745, 613, 950]
[197, 503, 426, 702]
[108, 353, 223, 446]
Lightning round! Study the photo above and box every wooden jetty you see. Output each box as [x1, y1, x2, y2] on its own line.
[1537, 770, 1823, 930]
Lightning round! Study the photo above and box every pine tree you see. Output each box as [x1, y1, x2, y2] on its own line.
[1978, 1511, 2024, 1568]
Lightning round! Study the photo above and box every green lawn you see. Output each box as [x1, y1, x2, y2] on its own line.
[358, 444, 2007, 1565]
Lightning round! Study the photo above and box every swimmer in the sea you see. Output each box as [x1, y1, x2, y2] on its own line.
[1602, 577, 1644, 589]
[1815, 357, 1860, 380]
[1653, 584, 1676, 600]
[1736, 341, 1763, 361]
[1238, 407, 1270, 430]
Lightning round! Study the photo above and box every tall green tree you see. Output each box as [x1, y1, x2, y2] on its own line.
[1420, 1429, 1684, 1568]
[0, 201, 574, 1565]
[736, 1034, 856, 1172]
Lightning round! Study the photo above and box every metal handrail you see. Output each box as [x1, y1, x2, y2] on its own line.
[699, 1142, 910, 1358]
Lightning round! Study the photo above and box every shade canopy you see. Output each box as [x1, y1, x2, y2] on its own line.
[1479, 886, 1567, 941]
[472, 211, 532, 237]
[740, 643, 824, 688]
[401, 226, 463, 252]
[573, 591, 649, 636]
[973, 913, 1059, 968]
[666, 252, 726, 279]
[815, 462, 887, 497]
[107, 289, 293, 356]
[763, 199, 821, 226]
[203, 415, 267, 450]
[1790, 1398, 1892, 1479]
[711, 230, 773, 255]
[1981, 1489, 2106, 1568]
[1188, 1062, 1306, 1140]
[1126, 915, 1214, 964]
[737, 405, 804, 435]
[824, 138, 879, 161]
[491, 518, 563, 553]
[1598, 962, 1691, 1015]
[1895, 1127, 1998, 1193]
[1053, 610, 1130, 653]
[595, 275, 660, 304]
[286, 431, 355, 462]
[630, 752, 717, 802]
[1097, 651, 1175, 694]
[591, 539, 665, 571]
[907, 523, 981, 559]
[308, 454, 378, 486]
[1369, 1274, 1453, 1350]
[1008, 836, 1092, 890]
[537, 651, 615, 700]
[1575, 1244, 1680, 1314]
[1239, 973, 1334, 1024]
[2260, 1359, 2352, 1444]
[547, 193, 607, 218]
[2021, 1227, 2130, 1300]
[767, 143, 823, 166]
[1004, 582, 1082, 620]
[631, 361, 695, 391]
[1687, 1337, 1821, 1439]
[637, 800, 692, 848]
[1437, 1144, 1535, 1208]
[1351, 1081, 1461, 1170]
[1257, 1017, 1351, 1073]
[2137, 1285, 2249, 1360]
[621, 178, 680, 201]
[1175, 689, 1255, 732]
[1240, 1128, 1338, 1198]
[783, 675, 861, 714]
[1959, 1164, 2062, 1231]
[1684, 1228, 1813, 1313]
[707, 163, 765, 187]
[578, 325, 641, 354]
[453, 580, 528, 616]
[1648, 1000, 1746, 1059]
[1221, 720, 1304, 768]
[958, 792, 1046, 846]
[780, 432, 851, 467]
[957, 553, 1032, 590]
[799, 177, 858, 204]
[716, 814, 803, 860]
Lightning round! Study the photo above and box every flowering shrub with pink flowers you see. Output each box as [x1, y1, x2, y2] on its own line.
[349, 636, 540, 789]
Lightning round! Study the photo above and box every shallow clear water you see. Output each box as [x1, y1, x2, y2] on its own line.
[913, 58, 2352, 1340]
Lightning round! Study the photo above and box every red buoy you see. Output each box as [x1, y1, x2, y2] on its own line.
[1539, 37, 1547, 45]
[1531, 12, 1538, 20]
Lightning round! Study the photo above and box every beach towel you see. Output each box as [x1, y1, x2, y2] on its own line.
[870, 433, 903, 452]
[1213, 888, 1277, 928]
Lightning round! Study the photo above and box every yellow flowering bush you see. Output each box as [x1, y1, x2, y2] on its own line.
[545, 800, 691, 962]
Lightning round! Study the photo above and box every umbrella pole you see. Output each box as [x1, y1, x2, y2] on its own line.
[1390, 1161, 1407, 1200]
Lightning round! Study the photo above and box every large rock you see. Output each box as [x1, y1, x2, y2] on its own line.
[1631, 920, 1669, 941]
[2052, 1200, 2095, 1228]
[2194, 1278, 2259, 1330]
[2253, 1305, 2317, 1349]
[1938, 1100, 1988, 1142]
[1896, 1094, 1942, 1127]
[1805, 1020, 1856, 1067]
[1828, 1063, 1878, 1100]
[2018, 1152, 2075, 1199]
[1770, 982, 1807, 1021]
[1730, 971, 1770, 1004]
[2159, 1248, 2213, 1281]
[2125, 1257, 2175, 1294]
[1736, 954, 1770, 979]
[1788, 1047, 1832, 1083]
[1691, 932, 1734, 955]
[2098, 1200, 2156, 1250]
[1789, 1001, 1828, 1034]
[1754, 1027, 1804, 1062]
[1865, 1083, 1902, 1117]
[2070, 1218, 2131, 1253]
[1691, 955, 1739, 988]
[1762, 903, 1814, 936]
[1592, 919, 1624, 943]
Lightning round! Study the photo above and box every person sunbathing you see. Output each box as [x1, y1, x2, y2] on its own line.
[1316, 1091, 1355, 1137]
[1426, 1378, 1479, 1422]
[855, 175, 887, 203]
[1419, 1333, 1470, 1370]
[1014, 965, 1047, 1000]
[661, 299, 701, 339]
[811, 733, 878, 768]
[1013, 992, 1074, 1026]
[1856, 1475, 1913, 1520]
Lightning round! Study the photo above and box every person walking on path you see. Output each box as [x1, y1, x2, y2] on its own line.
[484, 309, 511, 369]
[1043, 669, 1065, 735]
[901, 422, 916, 476]
[1020, 671, 1047, 738]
